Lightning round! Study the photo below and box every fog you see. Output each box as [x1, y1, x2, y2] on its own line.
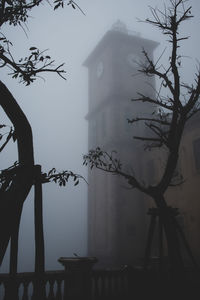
[0, 0, 200, 272]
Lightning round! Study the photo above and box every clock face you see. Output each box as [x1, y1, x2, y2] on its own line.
[127, 53, 140, 67]
[96, 61, 104, 78]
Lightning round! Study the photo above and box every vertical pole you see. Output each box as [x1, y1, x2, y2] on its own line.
[34, 165, 45, 273]
[33, 164, 45, 299]
[8, 209, 22, 299]
[9, 211, 21, 275]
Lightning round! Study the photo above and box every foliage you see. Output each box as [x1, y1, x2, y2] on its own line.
[83, 147, 122, 172]
[0, 0, 84, 188]
[0, 163, 86, 193]
[43, 167, 87, 186]
[0, 1, 83, 86]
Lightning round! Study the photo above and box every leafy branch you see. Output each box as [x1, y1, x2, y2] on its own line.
[0, 163, 86, 192]
[0, 0, 84, 84]
[54, 0, 85, 15]
[43, 167, 87, 186]
[83, 147, 147, 193]
[0, 37, 66, 84]
[0, 1, 84, 28]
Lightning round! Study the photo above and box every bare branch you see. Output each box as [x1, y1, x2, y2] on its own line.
[0, 127, 14, 153]
[140, 49, 175, 96]
[183, 70, 200, 114]
[132, 93, 174, 111]
[128, 117, 170, 126]
[134, 135, 164, 144]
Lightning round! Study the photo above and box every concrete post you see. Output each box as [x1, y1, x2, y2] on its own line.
[58, 257, 97, 300]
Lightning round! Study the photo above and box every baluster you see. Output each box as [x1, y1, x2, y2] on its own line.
[32, 277, 46, 300]
[117, 272, 120, 294]
[100, 274, 104, 298]
[55, 279, 63, 300]
[47, 279, 55, 300]
[109, 273, 113, 298]
[22, 280, 29, 300]
[1, 282, 5, 300]
[113, 273, 118, 296]
[90, 276, 95, 300]
[107, 272, 112, 298]
[117, 273, 121, 294]
[101, 273, 106, 299]
[121, 272, 126, 296]
[93, 274, 99, 299]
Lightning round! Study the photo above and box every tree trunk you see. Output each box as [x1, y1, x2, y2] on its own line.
[0, 81, 34, 266]
[154, 194, 184, 278]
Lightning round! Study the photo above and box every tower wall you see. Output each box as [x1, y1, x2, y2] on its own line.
[84, 24, 158, 267]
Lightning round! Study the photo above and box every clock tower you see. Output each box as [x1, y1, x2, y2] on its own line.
[84, 21, 158, 267]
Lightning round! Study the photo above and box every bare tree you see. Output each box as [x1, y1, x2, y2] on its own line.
[83, 0, 200, 276]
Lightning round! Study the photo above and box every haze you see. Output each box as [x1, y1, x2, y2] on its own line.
[0, 0, 200, 272]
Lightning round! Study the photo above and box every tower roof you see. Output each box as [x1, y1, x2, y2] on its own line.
[83, 22, 159, 67]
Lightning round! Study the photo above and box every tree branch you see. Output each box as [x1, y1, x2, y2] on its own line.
[0, 48, 66, 85]
[132, 93, 174, 111]
[83, 147, 147, 193]
[128, 116, 170, 126]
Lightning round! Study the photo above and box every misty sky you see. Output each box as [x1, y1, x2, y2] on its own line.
[1, 0, 200, 272]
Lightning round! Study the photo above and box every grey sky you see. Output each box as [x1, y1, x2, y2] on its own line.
[1, 0, 200, 272]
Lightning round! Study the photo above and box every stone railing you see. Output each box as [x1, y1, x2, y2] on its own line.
[0, 266, 143, 300]
[0, 259, 200, 300]
[0, 270, 65, 299]
[0, 269, 127, 300]
[0, 269, 131, 300]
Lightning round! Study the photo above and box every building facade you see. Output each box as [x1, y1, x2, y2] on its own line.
[140, 109, 200, 265]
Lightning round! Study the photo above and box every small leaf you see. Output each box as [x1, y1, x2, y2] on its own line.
[29, 47, 37, 51]
[54, 3, 60, 10]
